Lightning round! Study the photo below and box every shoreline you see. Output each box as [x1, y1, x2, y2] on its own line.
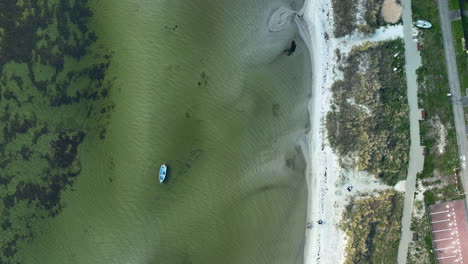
[296, 0, 347, 263]
[296, 0, 405, 262]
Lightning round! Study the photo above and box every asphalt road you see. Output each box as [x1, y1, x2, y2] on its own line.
[437, 0, 468, 190]
[396, 0, 426, 262]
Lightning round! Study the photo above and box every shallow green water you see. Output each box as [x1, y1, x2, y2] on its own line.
[1, 1, 311, 263]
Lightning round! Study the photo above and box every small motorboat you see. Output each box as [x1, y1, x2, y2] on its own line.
[414, 20, 432, 29]
[159, 163, 167, 183]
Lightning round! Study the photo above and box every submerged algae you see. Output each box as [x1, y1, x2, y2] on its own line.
[0, 1, 114, 263]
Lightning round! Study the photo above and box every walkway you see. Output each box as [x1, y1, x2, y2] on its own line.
[396, 0, 426, 262]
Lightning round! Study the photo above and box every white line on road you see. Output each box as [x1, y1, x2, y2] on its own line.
[434, 237, 453, 242]
[431, 210, 449, 214]
[433, 228, 452, 233]
[432, 219, 451, 223]
[435, 246, 454, 251]
[437, 255, 457, 260]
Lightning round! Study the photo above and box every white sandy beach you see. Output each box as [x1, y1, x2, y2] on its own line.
[296, 0, 405, 263]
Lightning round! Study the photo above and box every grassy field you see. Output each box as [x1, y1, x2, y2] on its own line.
[327, 40, 409, 185]
[407, 0, 464, 262]
[342, 191, 404, 263]
[449, 0, 459, 10]
[451, 20, 468, 91]
[413, 0, 459, 179]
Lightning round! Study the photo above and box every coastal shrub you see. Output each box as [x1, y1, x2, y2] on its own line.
[363, 0, 386, 30]
[332, 0, 358, 37]
[342, 191, 404, 263]
[327, 39, 409, 185]
[333, 0, 401, 37]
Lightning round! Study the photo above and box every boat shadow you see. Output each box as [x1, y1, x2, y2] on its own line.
[161, 165, 171, 184]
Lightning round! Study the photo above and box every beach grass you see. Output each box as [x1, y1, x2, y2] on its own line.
[327, 39, 409, 185]
[331, 0, 358, 37]
[342, 191, 404, 263]
[332, 0, 401, 36]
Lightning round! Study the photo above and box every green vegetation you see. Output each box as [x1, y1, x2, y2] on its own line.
[407, 0, 467, 263]
[413, 0, 459, 178]
[449, 0, 459, 10]
[418, 120, 458, 179]
[342, 191, 404, 263]
[451, 20, 468, 90]
[327, 40, 409, 185]
[423, 183, 463, 204]
[332, 0, 358, 37]
[408, 0, 463, 262]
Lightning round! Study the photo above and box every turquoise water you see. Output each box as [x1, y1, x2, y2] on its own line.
[1, 1, 311, 263]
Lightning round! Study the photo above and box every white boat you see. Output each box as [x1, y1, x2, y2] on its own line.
[415, 20, 432, 29]
[159, 163, 167, 183]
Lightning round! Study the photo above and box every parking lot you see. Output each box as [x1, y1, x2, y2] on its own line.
[429, 200, 468, 263]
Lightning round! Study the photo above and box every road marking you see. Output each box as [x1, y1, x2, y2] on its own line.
[437, 255, 457, 260]
[433, 228, 452, 233]
[432, 219, 450, 223]
[431, 210, 449, 214]
[434, 237, 453, 242]
[435, 246, 454, 251]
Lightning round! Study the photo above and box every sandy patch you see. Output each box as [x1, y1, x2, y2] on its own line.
[431, 116, 447, 154]
[356, 0, 367, 26]
[435, 119, 447, 154]
[381, 0, 402, 23]
[338, 24, 404, 55]
[394, 180, 407, 192]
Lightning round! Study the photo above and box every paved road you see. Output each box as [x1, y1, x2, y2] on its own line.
[448, 10, 461, 20]
[437, 0, 468, 199]
[397, 0, 426, 263]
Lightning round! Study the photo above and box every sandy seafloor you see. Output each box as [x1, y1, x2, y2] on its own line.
[1, 0, 316, 264]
